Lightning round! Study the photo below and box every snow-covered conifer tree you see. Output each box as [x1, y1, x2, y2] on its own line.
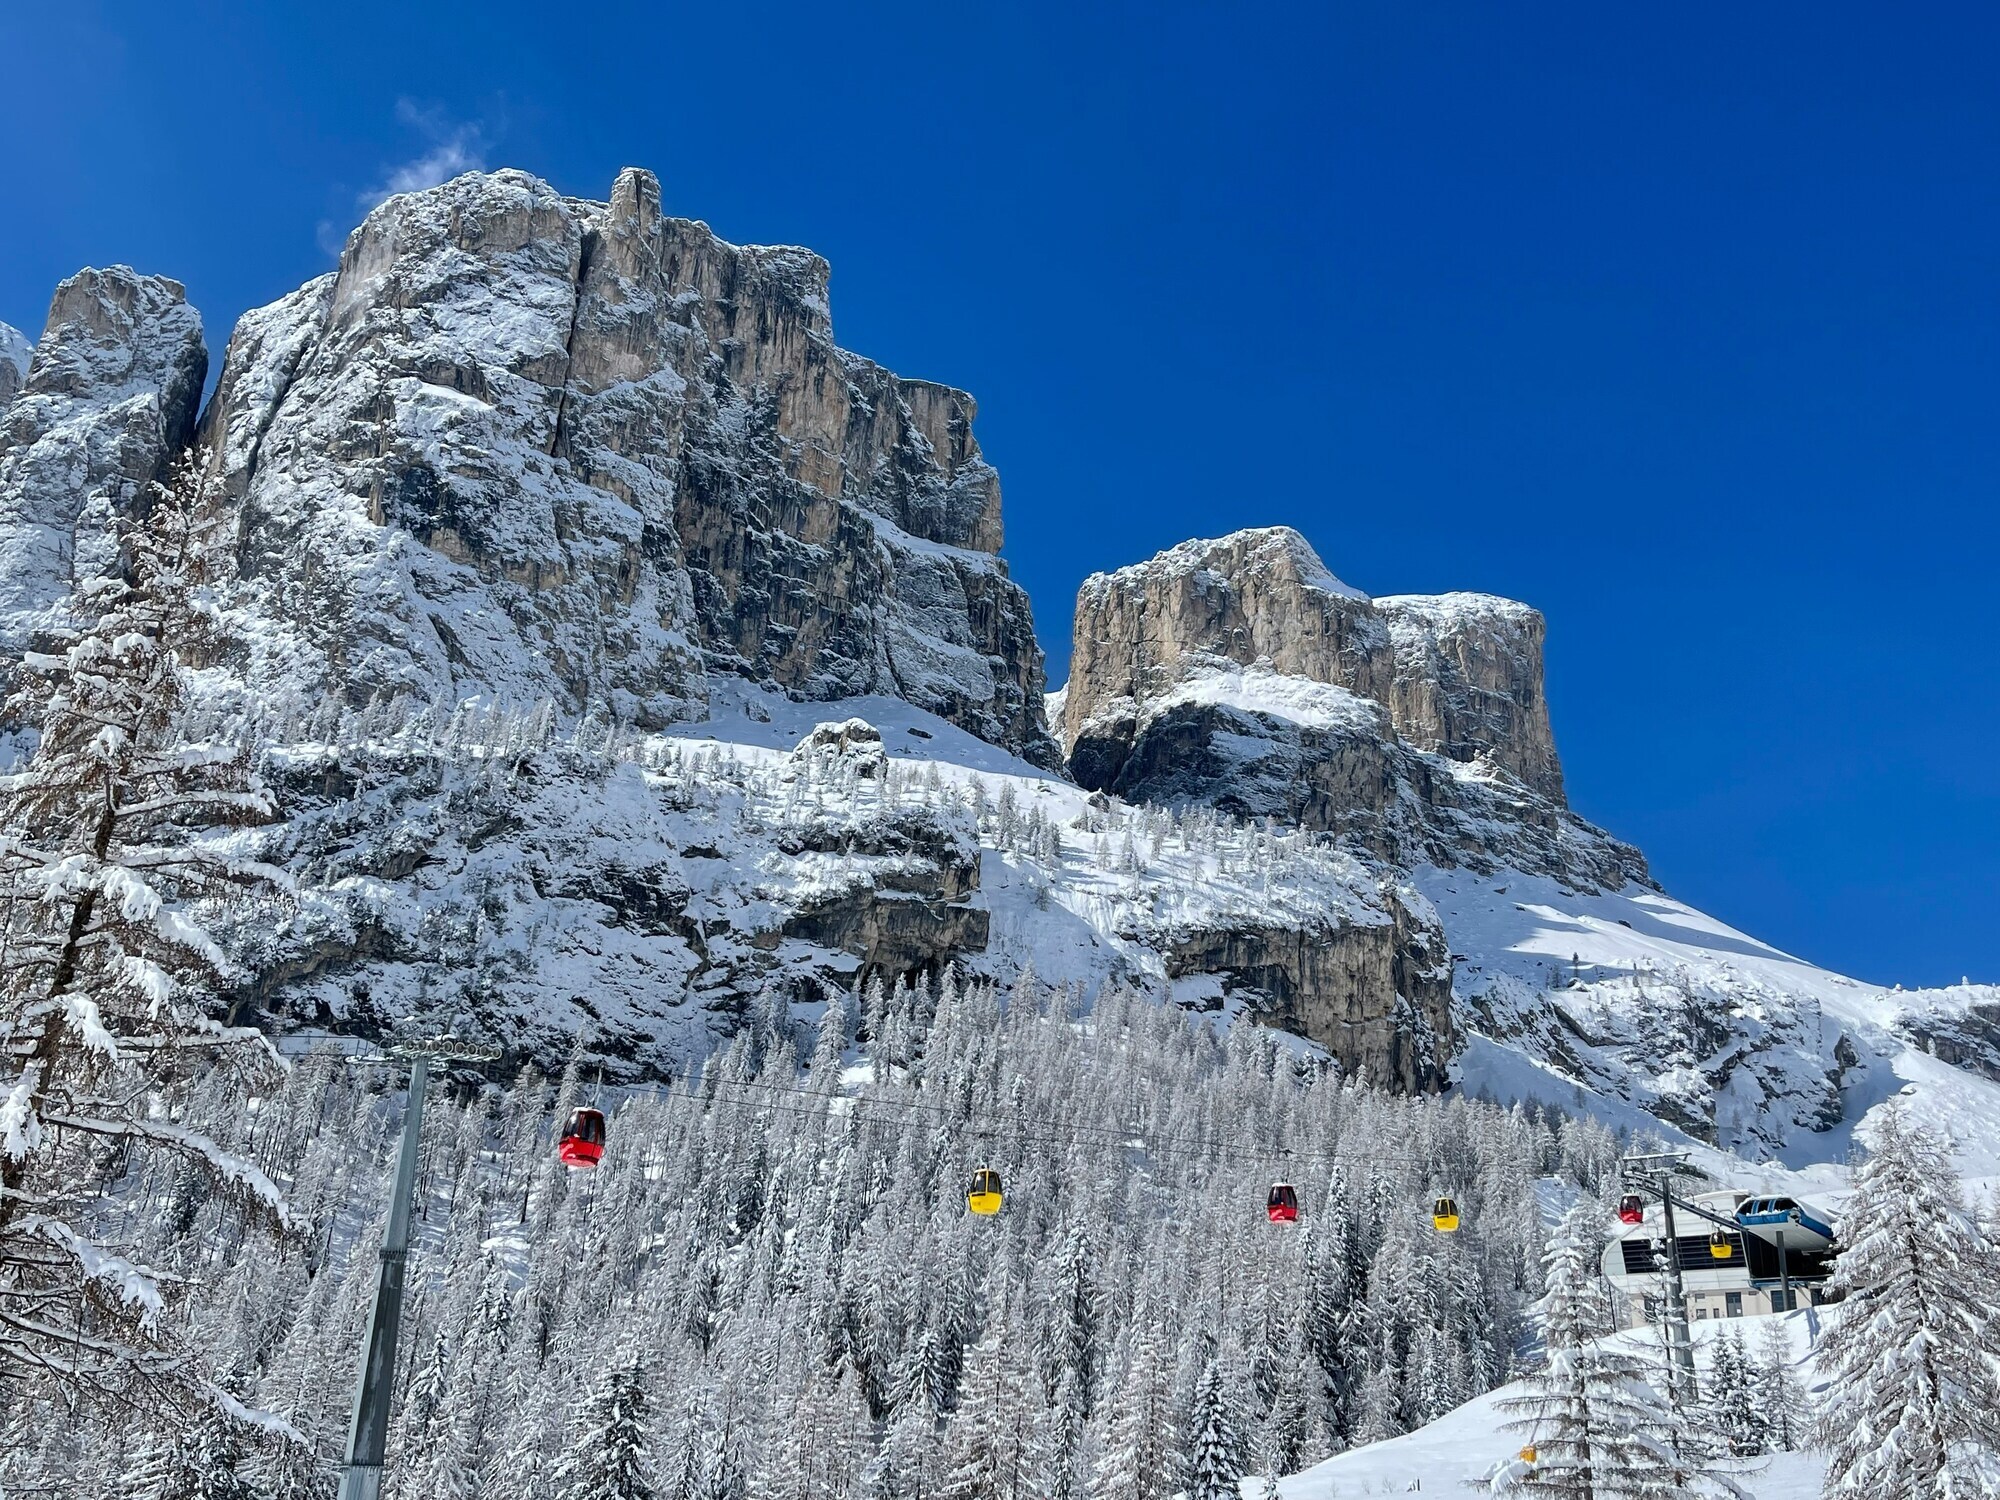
[1702, 1330, 1761, 1457]
[939, 1316, 1046, 1500]
[0, 453, 290, 1403]
[873, 1398, 942, 1500]
[1183, 1355, 1246, 1500]
[1750, 1322, 1802, 1453]
[1087, 1319, 1177, 1500]
[119, 1402, 257, 1500]
[556, 1357, 658, 1500]
[253, 1435, 332, 1500]
[1495, 1201, 1709, 1497]
[1815, 1107, 2000, 1497]
[1350, 1360, 1402, 1447]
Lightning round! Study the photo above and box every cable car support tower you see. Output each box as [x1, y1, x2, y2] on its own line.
[1616, 1150, 1764, 1403]
[336, 1034, 502, 1500]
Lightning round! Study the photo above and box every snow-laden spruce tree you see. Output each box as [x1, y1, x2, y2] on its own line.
[1750, 1321, 1802, 1453]
[0, 452, 290, 1404]
[555, 1356, 659, 1500]
[1183, 1353, 1247, 1500]
[1702, 1330, 1761, 1458]
[1815, 1107, 2000, 1498]
[1495, 1200, 1716, 1498]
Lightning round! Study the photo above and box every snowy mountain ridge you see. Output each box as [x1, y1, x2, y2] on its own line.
[0, 167, 1995, 1180]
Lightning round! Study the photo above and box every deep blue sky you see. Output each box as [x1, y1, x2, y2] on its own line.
[5, 3, 1995, 986]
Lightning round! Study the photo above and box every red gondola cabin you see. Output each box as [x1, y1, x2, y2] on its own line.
[1267, 1182, 1299, 1224]
[558, 1107, 606, 1169]
[1617, 1194, 1645, 1226]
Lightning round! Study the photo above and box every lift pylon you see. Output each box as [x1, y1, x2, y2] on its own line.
[337, 1035, 502, 1500]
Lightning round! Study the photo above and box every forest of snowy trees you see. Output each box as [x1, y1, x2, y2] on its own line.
[0, 451, 1571, 1499]
[1, 958, 1626, 1498]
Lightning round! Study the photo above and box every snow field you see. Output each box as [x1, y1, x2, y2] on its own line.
[1257, 1310, 1827, 1498]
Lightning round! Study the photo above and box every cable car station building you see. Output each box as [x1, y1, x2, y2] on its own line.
[1601, 1192, 1838, 1327]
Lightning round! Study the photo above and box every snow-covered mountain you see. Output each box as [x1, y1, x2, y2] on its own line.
[1, 166, 1994, 1176]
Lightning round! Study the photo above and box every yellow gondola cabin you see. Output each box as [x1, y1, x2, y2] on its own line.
[967, 1168, 1003, 1216]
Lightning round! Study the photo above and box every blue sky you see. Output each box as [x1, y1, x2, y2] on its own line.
[5, 3, 1995, 986]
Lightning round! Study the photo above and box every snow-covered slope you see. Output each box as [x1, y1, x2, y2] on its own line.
[1429, 867, 2000, 1177]
[1259, 1310, 1828, 1498]
[233, 667, 2000, 1176]
[236, 684, 1452, 1090]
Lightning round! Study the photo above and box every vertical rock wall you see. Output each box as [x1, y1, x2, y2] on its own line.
[1063, 526, 1564, 800]
[0, 323, 29, 408]
[0, 270, 206, 652]
[59, 165, 1059, 760]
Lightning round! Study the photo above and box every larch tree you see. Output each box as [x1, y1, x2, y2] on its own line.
[0, 452, 291, 1405]
[939, 1315, 1047, 1500]
[253, 1433, 333, 1500]
[1087, 1319, 1178, 1500]
[1815, 1107, 2000, 1498]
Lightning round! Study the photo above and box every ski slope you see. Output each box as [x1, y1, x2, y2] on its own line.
[1255, 1311, 1828, 1498]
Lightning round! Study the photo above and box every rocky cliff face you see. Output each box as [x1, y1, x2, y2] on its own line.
[1162, 885, 1454, 1092]
[1376, 592, 1563, 802]
[0, 168, 1072, 1073]
[0, 323, 29, 408]
[2, 168, 1053, 762]
[1061, 526, 1642, 886]
[0, 271, 206, 652]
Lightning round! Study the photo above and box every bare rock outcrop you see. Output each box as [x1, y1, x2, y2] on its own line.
[1888, 984, 2000, 1084]
[1061, 526, 1642, 887]
[0, 270, 206, 652]
[1376, 592, 1563, 801]
[1064, 528, 1392, 755]
[197, 167, 1056, 762]
[1165, 883, 1455, 1092]
[0, 323, 29, 408]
